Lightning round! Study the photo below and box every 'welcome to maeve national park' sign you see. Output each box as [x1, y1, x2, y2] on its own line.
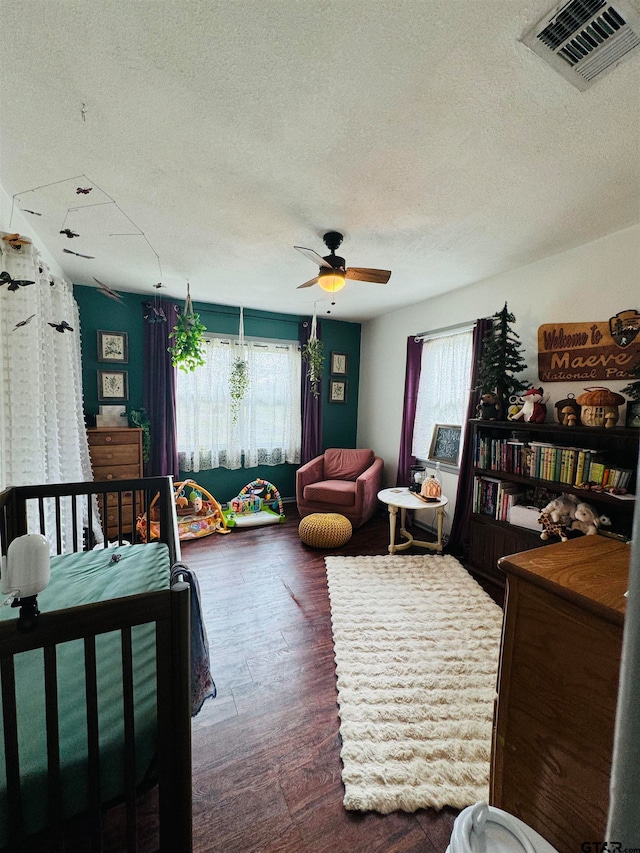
[538, 310, 640, 383]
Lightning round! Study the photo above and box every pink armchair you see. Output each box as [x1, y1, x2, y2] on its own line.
[296, 448, 384, 528]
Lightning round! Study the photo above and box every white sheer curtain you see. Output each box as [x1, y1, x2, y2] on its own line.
[412, 330, 473, 463]
[177, 337, 301, 472]
[0, 234, 95, 550]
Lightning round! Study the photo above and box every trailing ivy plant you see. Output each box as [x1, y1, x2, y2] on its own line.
[128, 407, 151, 465]
[229, 355, 250, 422]
[302, 336, 324, 397]
[168, 306, 207, 372]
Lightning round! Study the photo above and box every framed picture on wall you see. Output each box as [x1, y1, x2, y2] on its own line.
[331, 352, 348, 376]
[329, 379, 347, 404]
[428, 424, 462, 466]
[97, 330, 128, 363]
[626, 400, 640, 428]
[98, 370, 129, 401]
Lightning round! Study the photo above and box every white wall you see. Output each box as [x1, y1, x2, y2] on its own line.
[358, 225, 640, 534]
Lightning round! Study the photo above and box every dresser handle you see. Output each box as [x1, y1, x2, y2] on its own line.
[106, 473, 114, 480]
[105, 436, 112, 443]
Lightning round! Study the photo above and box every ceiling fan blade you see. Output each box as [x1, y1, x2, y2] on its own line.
[294, 246, 333, 269]
[345, 267, 391, 284]
[296, 276, 319, 289]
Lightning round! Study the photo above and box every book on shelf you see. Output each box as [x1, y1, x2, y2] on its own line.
[472, 428, 635, 496]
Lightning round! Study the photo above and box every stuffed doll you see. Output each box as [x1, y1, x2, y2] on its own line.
[478, 392, 501, 420]
[570, 502, 612, 536]
[510, 387, 548, 423]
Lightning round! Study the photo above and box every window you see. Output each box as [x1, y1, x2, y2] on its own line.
[412, 329, 473, 467]
[177, 337, 302, 472]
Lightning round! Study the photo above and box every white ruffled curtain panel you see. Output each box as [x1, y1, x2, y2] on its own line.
[412, 330, 473, 462]
[177, 338, 301, 472]
[0, 235, 95, 550]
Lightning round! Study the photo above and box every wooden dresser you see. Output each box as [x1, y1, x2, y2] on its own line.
[491, 536, 629, 852]
[87, 427, 143, 539]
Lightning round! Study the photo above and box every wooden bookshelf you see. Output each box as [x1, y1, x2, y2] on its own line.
[468, 419, 638, 585]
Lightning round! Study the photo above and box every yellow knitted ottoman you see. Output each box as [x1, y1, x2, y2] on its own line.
[298, 513, 352, 548]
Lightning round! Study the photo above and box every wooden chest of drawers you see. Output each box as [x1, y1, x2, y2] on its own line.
[87, 427, 143, 539]
[491, 536, 628, 852]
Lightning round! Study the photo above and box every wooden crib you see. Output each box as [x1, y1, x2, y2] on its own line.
[0, 476, 193, 852]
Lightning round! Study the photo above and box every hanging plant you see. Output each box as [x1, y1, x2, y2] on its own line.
[229, 356, 250, 422]
[229, 307, 249, 422]
[301, 311, 324, 397]
[168, 284, 206, 372]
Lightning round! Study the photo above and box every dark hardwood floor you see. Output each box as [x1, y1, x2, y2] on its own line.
[183, 507, 500, 853]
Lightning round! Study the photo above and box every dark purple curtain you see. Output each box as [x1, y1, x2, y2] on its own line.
[299, 319, 323, 463]
[143, 300, 180, 477]
[446, 318, 492, 559]
[396, 336, 423, 486]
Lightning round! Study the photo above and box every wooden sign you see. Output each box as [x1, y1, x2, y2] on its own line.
[538, 310, 640, 382]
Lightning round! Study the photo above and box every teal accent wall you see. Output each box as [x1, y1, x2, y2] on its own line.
[74, 285, 361, 503]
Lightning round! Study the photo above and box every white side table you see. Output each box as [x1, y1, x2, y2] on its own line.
[377, 487, 448, 554]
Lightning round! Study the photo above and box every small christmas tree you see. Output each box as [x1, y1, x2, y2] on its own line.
[477, 302, 528, 418]
[621, 358, 640, 401]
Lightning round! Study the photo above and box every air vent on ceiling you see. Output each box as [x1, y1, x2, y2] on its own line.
[521, 0, 640, 89]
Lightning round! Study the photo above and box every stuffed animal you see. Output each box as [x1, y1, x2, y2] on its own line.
[540, 494, 579, 524]
[478, 392, 501, 420]
[538, 512, 569, 542]
[570, 502, 612, 536]
[537, 493, 579, 541]
[510, 387, 548, 423]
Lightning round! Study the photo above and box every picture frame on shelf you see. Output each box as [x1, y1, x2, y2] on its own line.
[626, 401, 640, 428]
[98, 370, 129, 402]
[428, 424, 462, 466]
[330, 351, 348, 376]
[329, 379, 347, 404]
[97, 330, 128, 363]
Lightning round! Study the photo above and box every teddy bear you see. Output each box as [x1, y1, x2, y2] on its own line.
[570, 502, 612, 536]
[510, 387, 548, 423]
[537, 493, 579, 541]
[478, 392, 501, 420]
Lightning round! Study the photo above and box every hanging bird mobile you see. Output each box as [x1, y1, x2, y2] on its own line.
[48, 320, 74, 333]
[21, 209, 42, 216]
[76, 187, 92, 194]
[93, 276, 123, 302]
[0, 271, 35, 291]
[2, 233, 31, 250]
[63, 248, 94, 258]
[60, 229, 80, 239]
[12, 314, 36, 330]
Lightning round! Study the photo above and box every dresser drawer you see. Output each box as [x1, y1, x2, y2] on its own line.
[88, 429, 141, 447]
[92, 464, 142, 482]
[89, 444, 140, 467]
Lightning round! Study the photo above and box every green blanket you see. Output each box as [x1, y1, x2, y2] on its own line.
[0, 542, 170, 843]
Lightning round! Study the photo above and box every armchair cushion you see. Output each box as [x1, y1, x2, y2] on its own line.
[304, 480, 356, 507]
[323, 448, 375, 481]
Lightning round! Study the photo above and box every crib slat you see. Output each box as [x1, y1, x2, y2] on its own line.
[71, 495, 79, 552]
[44, 645, 64, 848]
[121, 627, 138, 852]
[1, 655, 24, 842]
[38, 497, 46, 537]
[54, 496, 62, 554]
[84, 636, 104, 851]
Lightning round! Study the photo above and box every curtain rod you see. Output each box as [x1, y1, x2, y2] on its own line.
[414, 320, 477, 342]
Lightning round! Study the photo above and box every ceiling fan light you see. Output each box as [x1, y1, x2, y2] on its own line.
[318, 270, 346, 293]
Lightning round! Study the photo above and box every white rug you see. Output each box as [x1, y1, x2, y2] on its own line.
[325, 554, 503, 814]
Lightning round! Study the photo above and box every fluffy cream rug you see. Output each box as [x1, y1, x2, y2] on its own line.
[325, 554, 503, 814]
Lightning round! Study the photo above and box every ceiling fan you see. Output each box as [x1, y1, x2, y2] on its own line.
[294, 231, 391, 293]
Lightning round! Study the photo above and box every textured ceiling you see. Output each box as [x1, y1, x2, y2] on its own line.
[1, 0, 639, 322]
